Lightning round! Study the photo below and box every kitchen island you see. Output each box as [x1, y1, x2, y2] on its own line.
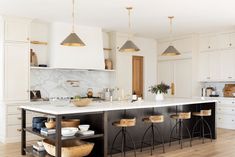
[20, 98, 217, 157]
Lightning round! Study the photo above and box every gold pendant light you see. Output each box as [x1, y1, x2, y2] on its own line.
[161, 16, 180, 56]
[119, 7, 140, 52]
[61, 0, 85, 46]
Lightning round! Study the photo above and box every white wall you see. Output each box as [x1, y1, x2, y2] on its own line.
[111, 33, 157, 100]
[49, 22, 105, 70]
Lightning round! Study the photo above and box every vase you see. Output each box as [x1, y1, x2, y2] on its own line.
[155, 92, 164, 101]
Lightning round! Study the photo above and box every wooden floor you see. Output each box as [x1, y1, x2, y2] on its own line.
[0, 129, 235, 157]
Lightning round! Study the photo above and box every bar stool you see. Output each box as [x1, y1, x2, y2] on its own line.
[169, 112, 192, 149]
[110, 118, 137, 157]
[140, 115, 165, 155]
[192, 109, 213, 143]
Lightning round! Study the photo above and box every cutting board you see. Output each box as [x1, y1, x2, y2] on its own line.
[223, 84, 235, 97]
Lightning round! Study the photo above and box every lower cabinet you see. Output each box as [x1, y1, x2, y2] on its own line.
[216, 99, 235, 130]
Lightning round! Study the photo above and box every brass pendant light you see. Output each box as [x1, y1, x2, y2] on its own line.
[61, 0, 85, 46]
[161, 16, 180, 56]
[119, 7, 140, 52]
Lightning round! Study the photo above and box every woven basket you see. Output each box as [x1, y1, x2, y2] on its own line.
[61, 119, 80, 128]
[43, 139, 94, 157]
[71, 98, 92, 107]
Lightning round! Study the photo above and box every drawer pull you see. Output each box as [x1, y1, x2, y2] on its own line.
[17, 129, 22, 132]
[232, 120, 234, 122]
[17, 117, 22, 120]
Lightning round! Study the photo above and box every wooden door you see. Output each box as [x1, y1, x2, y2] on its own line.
[132, 56, 143, 97]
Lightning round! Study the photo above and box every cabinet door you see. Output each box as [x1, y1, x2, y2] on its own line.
[157, 61, 173, 97]
[4, 43, 30, 102]
[220, 49, 235, 81]
[199, 35, 217, 52]
[209, 51, 220, 81]
[198, 52, 210, 81]
[174, 59, 192, 98]
[4, 19, 30, 42]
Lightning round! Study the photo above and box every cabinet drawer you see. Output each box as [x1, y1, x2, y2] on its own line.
[216, 106, 235, 115]
[7, 114, 32, 125]
[216, 114, 235, 123]
[7, 105, 21, 114]
[217, 100, 235, 105]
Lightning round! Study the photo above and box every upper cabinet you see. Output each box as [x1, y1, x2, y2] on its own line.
[4, 17, 31, 42]
[199, 35, 217, 52]
[220, 49, 235, 81]
[217, 33, 235, 49]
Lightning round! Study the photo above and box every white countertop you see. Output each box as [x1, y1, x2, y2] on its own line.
[20, 98, 217, 115]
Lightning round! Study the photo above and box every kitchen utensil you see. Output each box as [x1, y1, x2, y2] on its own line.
[61, 127, 78, 137]
[71, 98, 92, 107]
[43, 139, 94, 157]
[78, 125, 90, 132]
[61, 119, 80, 128]
[87, 88, 93, 98]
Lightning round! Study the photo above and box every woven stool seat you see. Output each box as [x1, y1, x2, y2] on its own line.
[170, 112, 191, 120]
[142, 115, 164, 123]
[193, 109, 212, 117]
[112, 118, 136, 127]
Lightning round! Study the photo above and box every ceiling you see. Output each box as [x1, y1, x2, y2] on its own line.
[0, 0, 235, 39]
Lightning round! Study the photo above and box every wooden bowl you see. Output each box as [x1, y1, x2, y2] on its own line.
[45, 121, 56, 129]
[43, 139, 94, 157]
[71, 98, 92, 107]
[61, 119, 80, 128]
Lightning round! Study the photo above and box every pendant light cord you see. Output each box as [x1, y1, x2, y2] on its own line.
[72, 0, 75, 33]
[169, 16, 174, 45]
[126, 7, 132, 40]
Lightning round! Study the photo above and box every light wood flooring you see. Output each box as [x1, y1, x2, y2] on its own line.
[0, 128, 235, 157]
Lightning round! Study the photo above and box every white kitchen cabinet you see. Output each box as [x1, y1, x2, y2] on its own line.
[220, 49, 235, 81]
[216, 99, 235, 130]
[198, 51, 220, 81]
[4, 18, 31, 42]
[199, 35, 217, 52]
[157, 61, 173, 97]
[174, 59, 192, 98]
[4, 43, 30, 102]
[158, 59, 192, 98]
[217, 33, 235, 49]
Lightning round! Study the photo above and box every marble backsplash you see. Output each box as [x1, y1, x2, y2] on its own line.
[30, 69, 115, 98]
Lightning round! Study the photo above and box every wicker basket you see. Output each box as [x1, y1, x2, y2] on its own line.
[61, 119, 80, 128]
[71, 98, 92, 107]
[43, 139, 94, 157]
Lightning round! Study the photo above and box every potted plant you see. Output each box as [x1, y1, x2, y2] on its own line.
[149, 82, 170, 101]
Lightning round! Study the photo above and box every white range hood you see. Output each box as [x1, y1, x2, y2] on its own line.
[48, 22, 105, 70]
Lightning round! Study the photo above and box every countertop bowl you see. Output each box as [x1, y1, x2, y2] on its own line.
[43, 139, 94, 157]
[71, 98, 92, 107]
[45, 121, 56, 129]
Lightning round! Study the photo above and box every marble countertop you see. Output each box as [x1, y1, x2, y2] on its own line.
[20, 98, 217, 115]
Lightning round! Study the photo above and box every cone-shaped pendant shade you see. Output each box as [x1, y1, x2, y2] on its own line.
[61, 33, 85, 46]
[161, 45, 180, 56]
[119, 40, 140, 52]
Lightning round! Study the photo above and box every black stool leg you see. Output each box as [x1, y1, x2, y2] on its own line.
[180, 120, 183, 149]
[192, 118, 201, 139]
[182, 121, 192, 147]
[110, 129, 122, 157]
[151, 124, 155, 155]
[201, 117, 205, 143]
[126, 130, 137, 157]
[203, 118, 213, 142]
[169, 121, 180, 146]
[140, 125, 152, 152]
[154, 125, 165, 153]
